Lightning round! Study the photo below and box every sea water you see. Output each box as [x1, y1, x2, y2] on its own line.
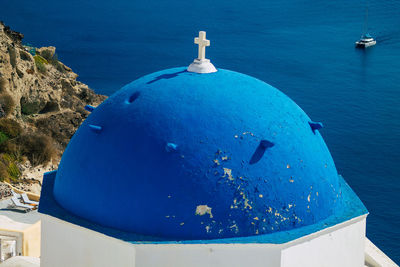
[1, 0, 399, 262]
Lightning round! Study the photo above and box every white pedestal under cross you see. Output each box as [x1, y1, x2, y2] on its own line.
[187, 31, 217, 74]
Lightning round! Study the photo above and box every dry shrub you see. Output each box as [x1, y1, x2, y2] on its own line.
[0, 119, 22, 138]
[48, 53, 66, 73]
[20, 97, 43, 115]
[18, 133, 56, 166]
[38, 50, 65, 73]
[39, 101, 59, 113]
[0, 94, 15, 116]
[0, 141, 20, 159]
[40, 49, 53, 61]
[56, 62, 66, 73]
[19, 50, 31, 61]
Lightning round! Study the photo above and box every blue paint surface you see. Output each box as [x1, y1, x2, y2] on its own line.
[53, 68, 366, 240]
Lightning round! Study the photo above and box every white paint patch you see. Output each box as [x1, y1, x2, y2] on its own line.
[223, 168, 234, 181]
[195, 205, 213, 218]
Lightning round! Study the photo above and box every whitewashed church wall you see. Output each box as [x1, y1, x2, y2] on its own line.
[40, 213, 366, 267]
[281, 217, 366, 267]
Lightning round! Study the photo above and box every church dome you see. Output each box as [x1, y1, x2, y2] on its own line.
[53, 67, 343, 240]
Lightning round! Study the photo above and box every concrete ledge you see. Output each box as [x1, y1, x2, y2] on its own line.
[365, 238, 399, 267]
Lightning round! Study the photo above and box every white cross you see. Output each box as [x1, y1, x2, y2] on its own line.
[194, 31, 210, 60]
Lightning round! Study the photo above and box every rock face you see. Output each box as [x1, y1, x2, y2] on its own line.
[0, 21, 107, 191]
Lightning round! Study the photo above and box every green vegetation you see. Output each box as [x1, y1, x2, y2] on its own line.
[1, 154, 21, 181]
[0, 160, 13, 182]
[0, 119, 22, 138]
[0, 131, 22, 182]
[7, 161, 21, 181]
[0, 161, 9, 182]
[0, 132, 9, 145]
[0, 93, 15, 116]
[0, 117, 56, 182]
[0, 119, 23, 164]
[34, 55, 48, 74]
[0, 154, 21, 182]
[33, 54, 48, 65]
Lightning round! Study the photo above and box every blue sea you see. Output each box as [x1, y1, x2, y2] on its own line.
[1, 0, 399, 262]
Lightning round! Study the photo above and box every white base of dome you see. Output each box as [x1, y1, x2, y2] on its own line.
[187, 59, 217, 74]
[39, 214, 380, 267]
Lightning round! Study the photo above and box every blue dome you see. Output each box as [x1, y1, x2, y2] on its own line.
[53, 67, 344, 240]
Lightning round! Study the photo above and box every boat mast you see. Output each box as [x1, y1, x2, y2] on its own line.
[363, 0, 369, 36]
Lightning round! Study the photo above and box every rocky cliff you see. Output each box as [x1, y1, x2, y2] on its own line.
[0, 22, 107, 194]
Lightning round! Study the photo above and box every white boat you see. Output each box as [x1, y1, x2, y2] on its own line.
[356, 33, 377, 48]
[355, 3, 376, 48]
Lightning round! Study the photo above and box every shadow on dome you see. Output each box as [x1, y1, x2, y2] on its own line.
[249, 140, 274, 165]
[147, 70, 188, 84]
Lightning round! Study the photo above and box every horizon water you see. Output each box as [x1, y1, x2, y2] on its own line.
[1, 0, 399, 262]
